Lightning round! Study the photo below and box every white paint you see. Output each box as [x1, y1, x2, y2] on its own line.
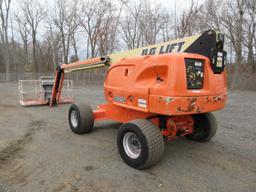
[195, 61, 202, 67]
[192, 90, 201, 93]
[138, 98, 147, 108]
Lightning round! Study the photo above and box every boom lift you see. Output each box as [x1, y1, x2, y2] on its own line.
[52, 30, 227, 169]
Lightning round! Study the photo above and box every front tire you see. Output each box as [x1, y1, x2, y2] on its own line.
[186, 113, 217, 142]
[68, 103, 94, 134]
[117, 119, 164, 169]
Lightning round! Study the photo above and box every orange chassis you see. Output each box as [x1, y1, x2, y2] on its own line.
[90, 53, 226, 140]
[93, 93, 226, 141]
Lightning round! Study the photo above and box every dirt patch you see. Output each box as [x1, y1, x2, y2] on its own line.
[52, 181, 80, 192]
[0, 120, 44, 167]
[83, 165, 94, 171]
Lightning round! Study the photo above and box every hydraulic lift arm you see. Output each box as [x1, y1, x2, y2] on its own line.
[50, 57, 110, 106]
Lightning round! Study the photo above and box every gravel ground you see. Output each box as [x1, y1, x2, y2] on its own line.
[0, 82, 255, 192]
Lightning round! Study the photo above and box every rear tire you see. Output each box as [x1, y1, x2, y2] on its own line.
[186, 113, 217, 142]
[68, 103, 94, 134]
[117, 119, 164, 169]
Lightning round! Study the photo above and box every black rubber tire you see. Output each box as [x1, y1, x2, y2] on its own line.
[68, 103, 94, 134]
[186, 113, 217, 142]
[117, 119, 164, 169]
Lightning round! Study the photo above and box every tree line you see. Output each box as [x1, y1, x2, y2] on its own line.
[0, 0, 255, 88]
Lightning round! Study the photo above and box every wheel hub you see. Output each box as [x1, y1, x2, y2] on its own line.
[123, 132, 141, 159]
[70, 109, 78, 128]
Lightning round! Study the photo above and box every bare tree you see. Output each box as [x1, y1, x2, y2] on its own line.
[71, 30, 79, 62]
[0, 0, 11, 80]
[190, 0, 223, 34]
[97, 2, 121, 55]
[20, 0, 46, 73]
[220, 0, 246, 89]
[79, 0, 115, 58]
[159, 12, 174, 42]
[15, 15, 29, 68]
[119, 1, 143, 49]
[176, 0, 201, 37]
[244, 0, 256, 72]
[48, 23, 62, 69]
[139, 1, 166, 45]
[53, 0, 79, 64]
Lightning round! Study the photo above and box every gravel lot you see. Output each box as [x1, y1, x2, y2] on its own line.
[0, 82, 255, 192]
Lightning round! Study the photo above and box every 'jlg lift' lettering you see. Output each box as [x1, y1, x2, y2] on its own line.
[141, 41, 185, 56]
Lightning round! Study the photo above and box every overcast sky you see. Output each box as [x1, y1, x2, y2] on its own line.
[11, 0, 206, 59]
[146, 0, 205, 12]
[12, 0, 205, 12]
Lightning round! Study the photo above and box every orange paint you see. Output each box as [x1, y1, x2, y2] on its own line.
[101, 53, 227, 120]
[88, 53, 227, 139]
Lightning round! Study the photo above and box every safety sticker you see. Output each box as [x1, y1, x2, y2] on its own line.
[138, 98, 147, 108]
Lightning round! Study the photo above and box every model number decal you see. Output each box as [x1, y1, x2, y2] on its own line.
[113, 96, 126, 104]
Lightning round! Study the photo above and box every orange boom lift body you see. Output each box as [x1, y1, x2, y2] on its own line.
[51, 30, 227, 169]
